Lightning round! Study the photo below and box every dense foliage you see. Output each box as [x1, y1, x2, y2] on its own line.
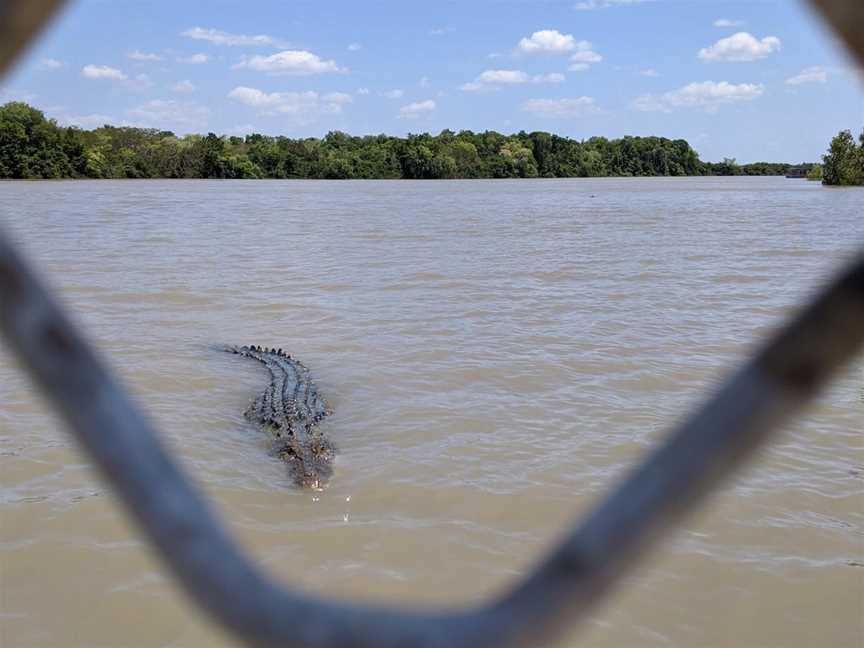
[0, 102, 814, 180]
[806, 164, 824, 182]
[821, 128, 864, 186]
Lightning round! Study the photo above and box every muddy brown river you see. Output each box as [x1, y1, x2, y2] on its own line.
[1, 177, 862, 647]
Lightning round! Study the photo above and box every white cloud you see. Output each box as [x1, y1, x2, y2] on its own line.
[714, 18, 745, 28]
[640, 68, 660, 77]
[517, 29, 577, 55]
[575, 0, 653, 9]
[228, 86, 353, 123]
[37, 58, 64, 70]
[171, 79, 197, 92]
[126, 99, 210, 131]
[382, 89, 405, 99]
[521, 97, 598, 118]
[481, 69, 531, 83]
[347, 43, 362, 51]
[0, 88, 37, 103]
[181, 27, 289, 48]
[178, 53, 209, 64]
[429, 27, 453, 36]
[232, 50, 345, 75]
[534, 72, 566, 83]
[567, 41, 602, 71]
[398, 99, 436, 119]
[633, 80, 764, 112]
[81, 64, 127, 81]
[570, 44, 602, 64]
[127, 73, 154, 92]
[785, 66, 828, 85]
[460, 69, 565, 92]
[698, 32, 781, 63]
[128, 50, 163, 61]
[461, 69, 527, 91]
[419, 76, 430, 88]
[356, 87, 370, 95]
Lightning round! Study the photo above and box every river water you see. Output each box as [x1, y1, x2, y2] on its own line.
[1, 177, 862, 647]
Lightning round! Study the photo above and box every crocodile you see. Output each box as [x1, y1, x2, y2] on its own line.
[226, 345, 335, 490]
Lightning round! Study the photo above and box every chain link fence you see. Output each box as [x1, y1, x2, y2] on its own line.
[0, 1, 862, 646]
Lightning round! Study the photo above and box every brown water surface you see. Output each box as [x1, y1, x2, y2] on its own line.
[1, 177, 862, 647]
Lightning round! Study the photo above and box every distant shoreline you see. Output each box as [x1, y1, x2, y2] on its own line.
[2, 101, 816, 181]
[0, 175, 823, 182]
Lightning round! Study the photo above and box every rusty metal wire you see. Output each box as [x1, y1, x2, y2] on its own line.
[1, 1, 862, 647]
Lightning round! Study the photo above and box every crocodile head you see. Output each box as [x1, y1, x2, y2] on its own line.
[279, 436, 336, 491]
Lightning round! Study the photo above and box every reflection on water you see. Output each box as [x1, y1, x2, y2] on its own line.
[1, 177, 862, 647]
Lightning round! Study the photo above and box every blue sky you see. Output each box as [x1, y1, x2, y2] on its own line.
[2, 0, 862, 163]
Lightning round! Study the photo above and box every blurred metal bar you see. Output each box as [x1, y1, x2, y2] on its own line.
[0, 0, 863, 647]
[807, 0, 864, 65]
[0, 0, 68, 79]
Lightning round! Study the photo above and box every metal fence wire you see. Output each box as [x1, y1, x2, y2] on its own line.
[0, 1, 862, 646]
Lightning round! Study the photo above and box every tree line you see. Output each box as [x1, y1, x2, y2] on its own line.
[0, 101, 821, 181]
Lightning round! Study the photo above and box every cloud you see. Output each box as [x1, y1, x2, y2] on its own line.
[79, 69, 151, 92]
[460, 69, 564, 91]
[517, 29, 578, 55]
[0, 88, 37, 103]
[633, 80, 764, 112]
[429, 27, 453, 36]
[575, 0, 653, 9]
[181, 27, 289, 48]
[171, 79, 197, 92]
[698, 32, 781, 62]
[785, 66, 828, 85]
[232, 50, 345, 75]
[640, 68, 660, 77]
[521, 97, 598, 118]
[126, 99, 210, 131]
[347, 43, 362, 51]
[398, 99, 436, 119]
[419, 76, 430, 88]
[128, 50, 163, 61]
[127, 73, 155, 92]
[568, 41, 603, 71]
[534, 72, 566, 83]
[81, 64, 127, 81]
[356, 87, 370, 95]
[228, 86, 353, 123]
[178, 53, 209, 64]
[37, 58, 64, 70]
[477, 69, 530, 84]
[381, 89, 405, 99]
[714, 18, 745, 28]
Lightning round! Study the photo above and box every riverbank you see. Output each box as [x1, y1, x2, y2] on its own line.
[1, 101, 815, 181]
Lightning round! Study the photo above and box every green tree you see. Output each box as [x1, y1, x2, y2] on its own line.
[822, 129, 864, 186]
[806, 164, 823, 182]
[0, 102, 79, 178]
